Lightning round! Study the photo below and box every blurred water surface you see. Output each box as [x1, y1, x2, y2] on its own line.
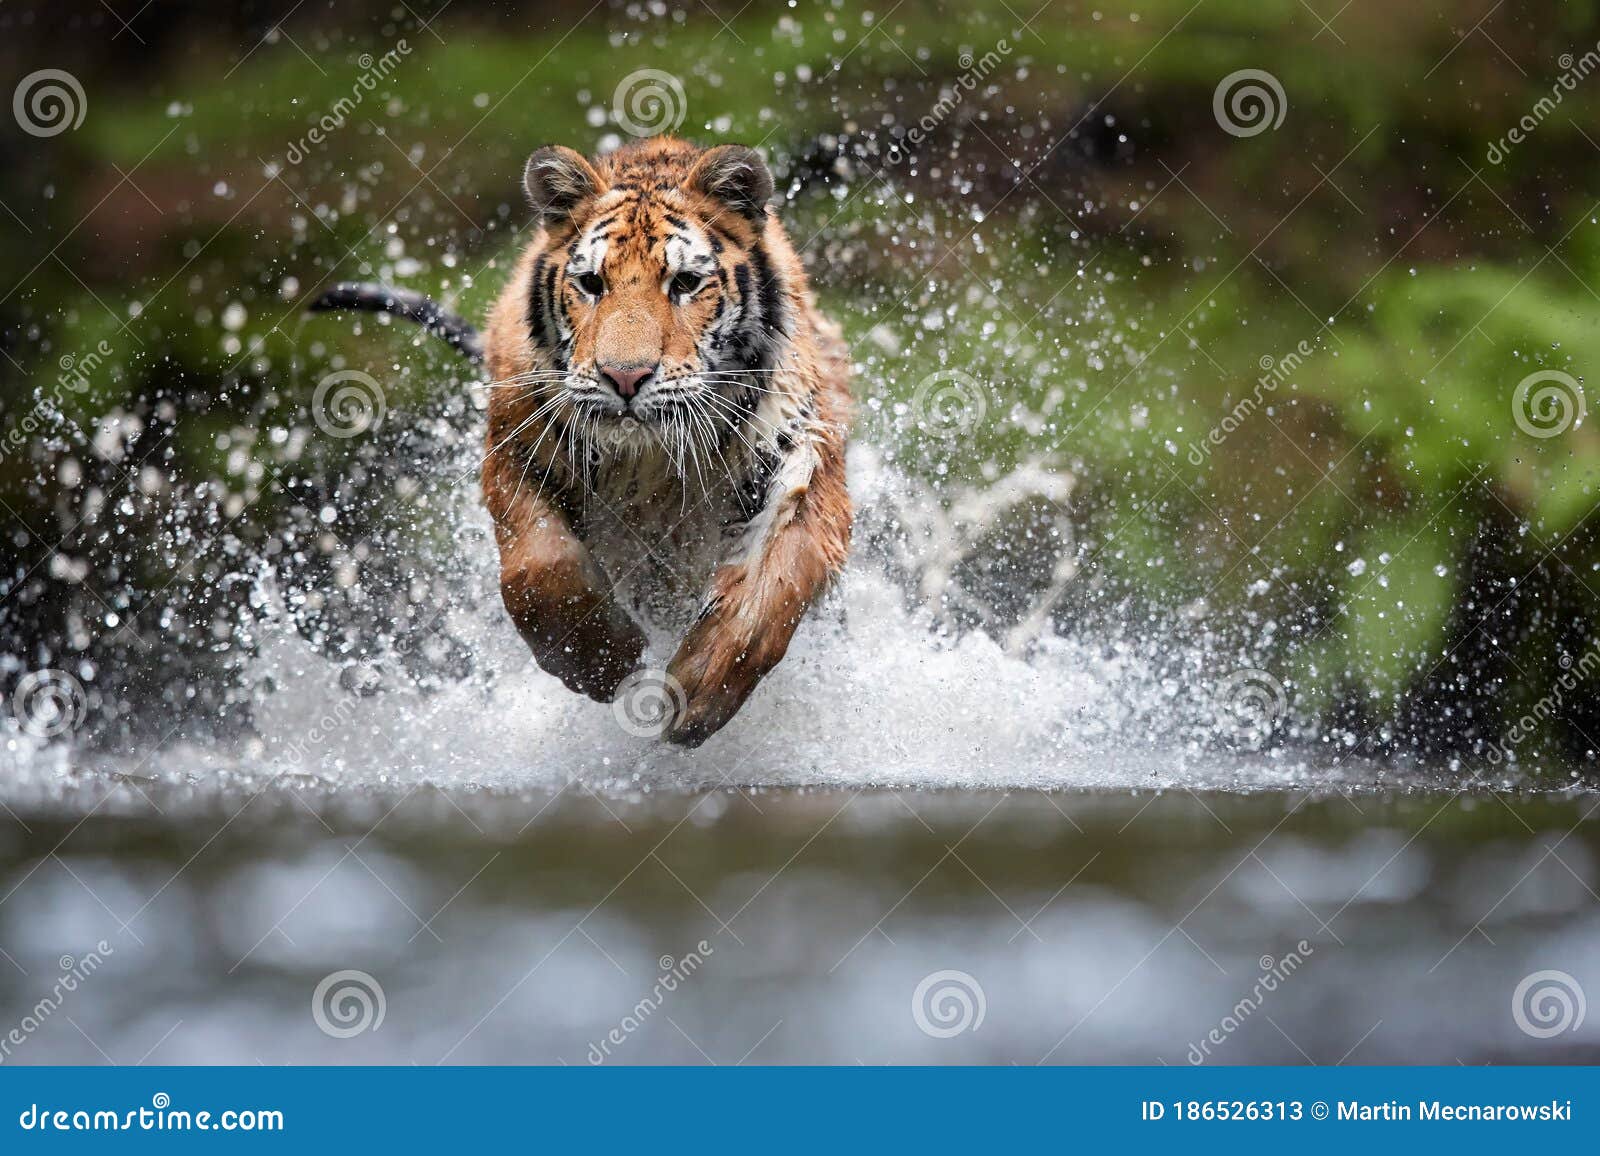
[1, 778, 1596, 1064]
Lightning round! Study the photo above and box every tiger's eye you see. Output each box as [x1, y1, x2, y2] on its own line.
[670, 272, 704, 298]
[575, 271, 605, 296]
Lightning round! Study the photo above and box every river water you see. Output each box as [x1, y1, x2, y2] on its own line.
[0, 773, 1596, 1064]
[2, 447, 1597, 1063]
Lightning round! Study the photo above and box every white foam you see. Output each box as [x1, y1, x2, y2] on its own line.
[0, 449, 1391, 799]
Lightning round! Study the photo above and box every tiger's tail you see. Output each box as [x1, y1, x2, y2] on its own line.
[307, 283, 484, 365]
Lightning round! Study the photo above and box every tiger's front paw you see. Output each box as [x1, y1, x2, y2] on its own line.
[524, 612, 647, 703]
[551, 635, 646, 703]
[663, 661, 756, 748]
[663, 596, 793, 748]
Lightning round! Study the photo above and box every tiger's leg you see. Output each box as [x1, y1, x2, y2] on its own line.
[665, 435, 851, 747]
[484, 450, 646, 702]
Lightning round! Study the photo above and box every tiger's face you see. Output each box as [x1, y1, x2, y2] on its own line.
[521, 140, 785, 453]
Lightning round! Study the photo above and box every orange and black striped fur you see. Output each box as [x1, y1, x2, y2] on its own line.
[471, 137, 851, 746]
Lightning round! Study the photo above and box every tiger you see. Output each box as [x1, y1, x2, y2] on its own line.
[312, 137, 852, 746]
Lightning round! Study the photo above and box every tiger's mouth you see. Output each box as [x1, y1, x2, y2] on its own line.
[575, 399, 677, 434]
[568, 387, 746, 463]
[572, 380, 717, 421]
[576, 397, 658, 425]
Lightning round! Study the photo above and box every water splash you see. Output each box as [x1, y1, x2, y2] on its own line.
[3, 444, 1398, 801]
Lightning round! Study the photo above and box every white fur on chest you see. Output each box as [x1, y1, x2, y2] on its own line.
[565, 383, 813, 640]
[577, 454, 744, 639]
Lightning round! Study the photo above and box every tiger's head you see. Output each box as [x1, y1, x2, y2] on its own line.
[517, 137, 789, 453]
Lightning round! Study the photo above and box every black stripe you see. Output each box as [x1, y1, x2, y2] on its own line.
[526, 254, 548, 343]
[542, 264, 561, 348]
[706, 292, 728, 353]
[748, 238, 788, 342]
[728, 259, 763, 370]
[736, 381, 762, 421]
[735, 447, 781, 521]
[705, 221, 741, 251]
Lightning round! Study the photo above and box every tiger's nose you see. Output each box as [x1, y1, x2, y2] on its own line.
[599, 362, 656, 399]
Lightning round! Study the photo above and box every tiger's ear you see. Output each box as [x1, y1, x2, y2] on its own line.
[687, 145, 774, 221]
[523, 146, 604, 224]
